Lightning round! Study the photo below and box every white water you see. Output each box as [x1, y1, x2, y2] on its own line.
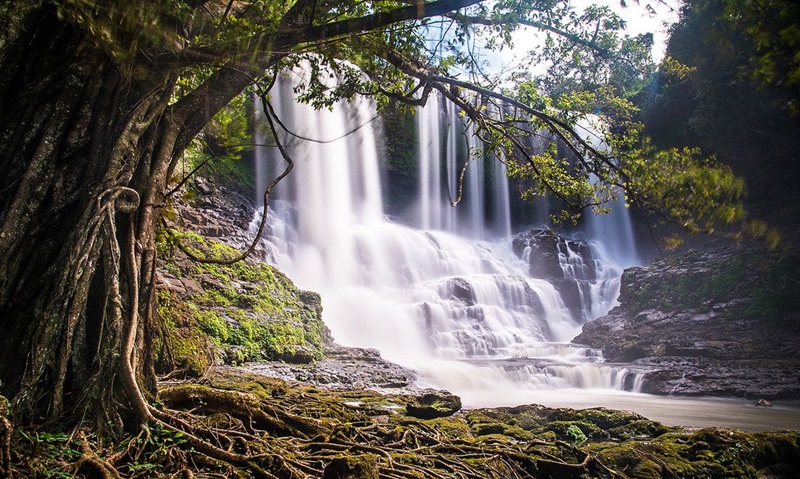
[254, 73, 647, 400]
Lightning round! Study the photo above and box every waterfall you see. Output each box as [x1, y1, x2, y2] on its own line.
[578, 118, 639, 268]
[412, 92, 512, 240]
[254, 71, 642, 399]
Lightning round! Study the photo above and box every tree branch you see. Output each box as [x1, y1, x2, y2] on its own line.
[171, 86, 294, 266]
[380, 48, 617, 172]
[274, 0, 484, 50]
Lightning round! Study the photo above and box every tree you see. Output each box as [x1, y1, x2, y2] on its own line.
[0, 0, 744, 436]
[638, 0, 800, 217]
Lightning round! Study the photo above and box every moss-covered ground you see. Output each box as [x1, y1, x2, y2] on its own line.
[5, 369, 799, 478]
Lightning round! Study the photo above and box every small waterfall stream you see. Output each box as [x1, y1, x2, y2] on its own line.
[255, 73, 643, 399]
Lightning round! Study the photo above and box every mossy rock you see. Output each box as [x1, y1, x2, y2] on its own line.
[549, 407, 647, 430]
[590, 442, 667, 479]
[201, 369, 290, 399]
[155, 289, 216, 377]
[406, 392, 462, 419]
[323, 454, 379, 479]
[608, 420, 673, 440]
[467, 404, 658, 443]
[427, 416, 474, 440]
[544, 421, 602, 443]
[471, 421, 536, 441]
[156, 232, 329, 370]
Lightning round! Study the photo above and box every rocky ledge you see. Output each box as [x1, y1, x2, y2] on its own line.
[574, 244, 800, 399]
[245, 344, 417, 392]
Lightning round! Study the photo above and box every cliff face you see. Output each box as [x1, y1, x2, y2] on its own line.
[574, 244, 800, 399]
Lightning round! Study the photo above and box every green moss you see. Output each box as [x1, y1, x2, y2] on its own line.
[427, 416, 474, 441]
[157, 231, 327, 367]
[584, 428, 798, 479]
[154, 289, 215, 377]
[194, 309, 229, 342]
[609, 420, 672, 440]
[590, 442, 667, 479]
[545, 421, 595, 443]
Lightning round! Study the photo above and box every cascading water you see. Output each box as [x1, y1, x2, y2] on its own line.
[255, 70, 643, 404]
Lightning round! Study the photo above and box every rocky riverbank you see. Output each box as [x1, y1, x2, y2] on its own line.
[574, 244, 800, 399]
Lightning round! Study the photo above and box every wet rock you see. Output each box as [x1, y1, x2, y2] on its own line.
[245, 345, 416, 392]
[512, 228, 603, 322]
[512, 228, 597, 281]
[194, 176, 215, 195]
[512, 228, 565, 280]
[550, 278, 584, 320]
[445, 277, 474, 305]
[406, 391, 462, 419]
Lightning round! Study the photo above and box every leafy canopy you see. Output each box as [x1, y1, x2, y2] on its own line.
[11, 0, 750, 238]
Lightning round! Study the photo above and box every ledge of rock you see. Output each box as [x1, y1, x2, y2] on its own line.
[574, 244, 800, 399]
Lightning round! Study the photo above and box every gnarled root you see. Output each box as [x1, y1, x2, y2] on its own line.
[75, 432, 122, 479]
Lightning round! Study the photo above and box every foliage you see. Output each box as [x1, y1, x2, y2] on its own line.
[637, 0, 800, 230]
[175, 93, 256, 192]
[381, 103, 419, 175]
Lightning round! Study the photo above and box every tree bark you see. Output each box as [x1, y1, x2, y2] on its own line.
[0, 5, 177, 428]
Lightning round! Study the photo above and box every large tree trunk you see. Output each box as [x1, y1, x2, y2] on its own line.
[0, 0, 468, 432]
[0, 5, 178, 428]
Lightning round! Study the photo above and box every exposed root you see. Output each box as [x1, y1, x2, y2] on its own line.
[76, 432, 122, 479]
[9, 372, 645, 479]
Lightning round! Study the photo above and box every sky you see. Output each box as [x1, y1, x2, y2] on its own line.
[496, 0, 681, 69]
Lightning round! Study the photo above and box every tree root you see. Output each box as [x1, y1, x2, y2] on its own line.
[9, 373, 637, 479]
[76, 432, 122, 479]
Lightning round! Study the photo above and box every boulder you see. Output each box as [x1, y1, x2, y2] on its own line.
[323, 455, 379, 479]
[512, 228, 564, 280]
[406, 391, 462, 419]
[512, 228, 597, 281]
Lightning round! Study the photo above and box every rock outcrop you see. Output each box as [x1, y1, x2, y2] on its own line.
[156, 177, 330, 375]
[574, 244, 800, 399]
[246, 345, 416, 391]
